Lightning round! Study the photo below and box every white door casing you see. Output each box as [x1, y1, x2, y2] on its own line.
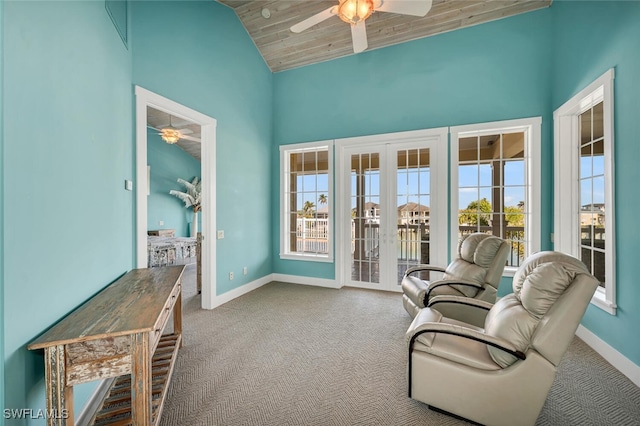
[134, 86, 218, 309]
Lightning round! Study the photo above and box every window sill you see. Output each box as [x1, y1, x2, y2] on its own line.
[502, 266, 517, 278]
[590, 291, 617, 315]
[280, 253, 333, 263]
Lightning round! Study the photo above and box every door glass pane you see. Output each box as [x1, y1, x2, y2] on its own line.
[396, 148, 430, 283]
[351, 153, 380, 284]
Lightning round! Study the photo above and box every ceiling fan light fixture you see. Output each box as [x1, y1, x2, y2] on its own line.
[160, 128, 182, 144]
[337, 0, 373, 24]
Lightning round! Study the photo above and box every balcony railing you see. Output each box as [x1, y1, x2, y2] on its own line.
[296, 218, 604, 273]
[296, 218, 329, 253]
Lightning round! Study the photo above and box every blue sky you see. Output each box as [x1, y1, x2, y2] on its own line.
[291, 148, 603, 215]
[294, 159, 533, 213]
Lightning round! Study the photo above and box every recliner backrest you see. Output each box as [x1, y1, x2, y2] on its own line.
[443, 233, 510, 297]
[483, 251, 599, 368]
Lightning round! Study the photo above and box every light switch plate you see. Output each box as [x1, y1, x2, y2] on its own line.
[217, 230, 224, 239]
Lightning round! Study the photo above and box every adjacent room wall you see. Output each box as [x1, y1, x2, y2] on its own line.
[551, 0, 640, 366]
[132, 1, 273, 295]
[3, 1, 133, 421]
[272, 9, 554, 281]
[147, 129, 201, 238]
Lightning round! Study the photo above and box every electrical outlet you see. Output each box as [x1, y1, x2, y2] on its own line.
[217, 230, 225, 239]
[243, 267, 248, 275]
[229, 272, 234, 280]
[159, 220, 164, 226]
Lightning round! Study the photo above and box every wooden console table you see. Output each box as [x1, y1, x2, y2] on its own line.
[28, 265, 184, 426]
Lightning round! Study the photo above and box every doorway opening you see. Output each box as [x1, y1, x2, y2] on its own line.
[135, 86, 218, 309]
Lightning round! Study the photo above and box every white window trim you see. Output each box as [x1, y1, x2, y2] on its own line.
[450, 117, 542, 276]
[279, 140, 334, 263]
[554, 68, 616, 315]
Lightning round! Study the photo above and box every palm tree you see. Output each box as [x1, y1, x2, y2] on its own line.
[169, 177, 201, 213]
[302, 201, 316, 218]
[318, 194, 328, 205]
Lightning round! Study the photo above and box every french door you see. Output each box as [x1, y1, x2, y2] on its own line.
[336, 129, 448, 292]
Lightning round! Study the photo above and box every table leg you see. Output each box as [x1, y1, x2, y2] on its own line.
[44, 345, 73, 425]
[131, 332, 151, 425]
[174, 286, 183, 348]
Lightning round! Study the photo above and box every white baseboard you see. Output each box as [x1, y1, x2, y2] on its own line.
[272, 273, 341, 289]
[76, 378, 114, 426]
[576, 325, 640, 387]
[210, 274, 273, 309]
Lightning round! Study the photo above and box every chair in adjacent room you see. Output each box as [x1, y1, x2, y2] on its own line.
[405, 251, 599, 426]
[401, 233, 510, 318]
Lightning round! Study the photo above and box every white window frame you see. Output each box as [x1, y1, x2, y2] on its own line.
[554, 69, 616, 315]
[450, 117, 542, 276]
[280, 141, 334, 262]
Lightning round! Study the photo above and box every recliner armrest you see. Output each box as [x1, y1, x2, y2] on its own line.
[404, 264, 447, 278]
[425, 279, 482, 301]
[427, 295, 492, 327]
[427, 295, 493, 311]
[406, 321, 526, 361]
[405, 318, 526, 397]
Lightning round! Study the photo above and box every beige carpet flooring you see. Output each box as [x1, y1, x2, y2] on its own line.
[159, 264, 640, 425]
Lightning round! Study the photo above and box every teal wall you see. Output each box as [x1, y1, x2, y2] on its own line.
[147, 129, 201, 238]
[132, 1, 273, 295]
[551, 0, 640, 365]
[1, 0, 638, 420]
[272, 9, 554, 281]
[1, 0, 5, 421]
[3, 1, 133, 423]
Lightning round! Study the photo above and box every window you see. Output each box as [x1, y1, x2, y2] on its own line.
[450, 118, 541, 274]
[280, 142, 333, 261]
[554, 69, 616, 315]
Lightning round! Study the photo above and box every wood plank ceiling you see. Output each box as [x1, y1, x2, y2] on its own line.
[147, 106, 202, 162]
[218, 0, 552, 72]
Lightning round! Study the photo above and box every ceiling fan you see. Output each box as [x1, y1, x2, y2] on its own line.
[290, 0, 433, 54]
[149, 115, 201, 144]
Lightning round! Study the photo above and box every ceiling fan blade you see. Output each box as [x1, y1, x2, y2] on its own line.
[351, 22, 368, 53]
[376, 0, 433, 17]
[290, 6, 337, 33]
[180, 134, 201, 143]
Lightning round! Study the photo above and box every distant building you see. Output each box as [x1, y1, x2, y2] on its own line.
[580, 203, 605, 226]
[397, 202, 430, 225]
[352, 202, 380, 224]
[317, 204, 329, 219]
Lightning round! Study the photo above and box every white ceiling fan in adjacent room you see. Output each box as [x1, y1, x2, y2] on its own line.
[290, 0, 433, 53]
[149, 113, 201, 144]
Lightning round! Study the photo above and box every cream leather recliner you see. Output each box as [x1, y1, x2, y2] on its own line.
[405, 251, 599, 426]
[401, 233, 510, 318]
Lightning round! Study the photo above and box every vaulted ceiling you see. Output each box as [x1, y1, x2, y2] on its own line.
[218, 0, 552, 72]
